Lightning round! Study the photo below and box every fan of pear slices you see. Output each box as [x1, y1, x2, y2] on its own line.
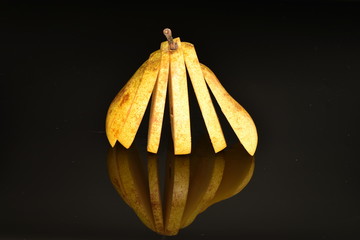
[105, 28, 258, 156]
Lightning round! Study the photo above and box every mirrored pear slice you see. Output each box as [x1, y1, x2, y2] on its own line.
[106, 61, 147, 147]
[147, 154, 165, 234]
[117, 50, 162, 149]
[180, 137, 225, 228]
[204, 142, 255, 210]
[115, 145, 156, 232]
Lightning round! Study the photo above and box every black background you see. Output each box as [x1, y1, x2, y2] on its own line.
[1, 1, 360, 239]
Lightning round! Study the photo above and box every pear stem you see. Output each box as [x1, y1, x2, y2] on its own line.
[163, 28, 177, 50]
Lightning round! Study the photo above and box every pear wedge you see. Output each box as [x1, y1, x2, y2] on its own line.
[164, 153, 190, 235]
[182, 42, 226, 153]
[147, 154, 165, 234]
[117, 50, 162, 149]
[201, 63, 258, 156]
[168, 38, 191, 155]
[147, 42, 170, 154]
[116, 145, 156, 232]
[106, 61, 147, 147]
[180, 137, 225, 228]
[204, 143, 255, 209]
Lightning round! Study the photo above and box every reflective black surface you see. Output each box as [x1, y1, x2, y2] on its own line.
[1, 2, 360, 239]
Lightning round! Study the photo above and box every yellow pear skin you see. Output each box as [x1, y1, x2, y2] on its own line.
[182, 42, 227, 153]
[106, 61, 147, 147]
[201, 63, 258, 156]
[164, 154, 190, 235]
[147, 42, 170, 154]
[117, 50, 162, 149]
[168, 38, 191, 155]
[147, 154, 165, 234]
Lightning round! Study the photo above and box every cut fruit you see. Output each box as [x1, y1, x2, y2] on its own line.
[182, 42, 226, 153]
[164, 153, 190, 235]
[201, 63, 258, 156]
[117, 50, 162, 148]
[168, 38, 191, 155]
[204, 142, 255, 209]
[106, 61, 147, 147]
[147, 154, 165, 234]
[147, 42, 170, 154]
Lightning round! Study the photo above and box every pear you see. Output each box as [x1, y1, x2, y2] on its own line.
[164, 153, 190, 235]
[182, 42, 226, 153]
[105, 28, 257, 154]
[147, 42, 170, 154]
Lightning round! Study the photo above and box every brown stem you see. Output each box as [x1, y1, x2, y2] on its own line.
[163, 28, 177, 50]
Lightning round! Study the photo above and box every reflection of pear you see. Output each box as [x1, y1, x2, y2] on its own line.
[106, 139, 254, 236]
[147, 154, 164, 234]
[204, 142, 255, 209]
[164, 152, 190, 235]
[181, 137, 225, 228]
[109, 144, 156, 232]
[106, 28, 258, 156]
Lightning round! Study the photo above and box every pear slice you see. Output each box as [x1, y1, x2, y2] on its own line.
[105, 61, 147, 147]
[180, 137, 225, 228]
[182, 42, 226, 153]
[147, 154, 165, 234]
[147, 42, 170, 154]
[164, 153, 190, 235]
[116, 145, 156, 232]
[168, 38, 191, 155]
[204, 142, 255, 209]
[201, 64, 258, 156]
[117, 50, 162, 149]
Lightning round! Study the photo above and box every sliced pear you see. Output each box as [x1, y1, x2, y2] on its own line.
[116, 145, 156, 232]
[147, 154, 165, 234]
[180, 137, 225, 228]
[147, 42, 170, 154]
[201, 63, 258, 156]
[204, 142, 255, 209]
[105, 61, 147, 147]
[168, 38, 191, 155]
[164, 153, 190, 235]
[117, 50, 162, 149]
[182, 42, 226, 153]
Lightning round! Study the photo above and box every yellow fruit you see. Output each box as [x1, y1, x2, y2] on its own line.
[105, 28, 258, 156]
[147, 42, 170, 154]
[182, 42, 226, 153]
[201, 64, 258, 156]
